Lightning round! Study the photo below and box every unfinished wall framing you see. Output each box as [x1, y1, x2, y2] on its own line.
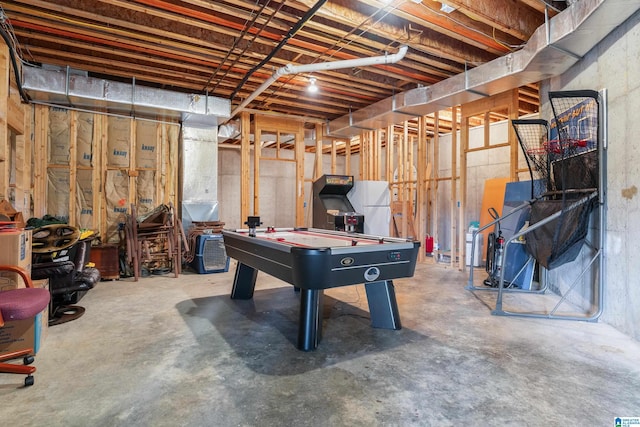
[253, 114, 304, 227]
[458, 89, 524, 270]
[33, 105, 179, 242]
[388, 124, 418, 241]
[221, 112, 350, 230]
[0, 43, 32, 217]
[403, 88, 535, 270]
[343, 89, 529, 268]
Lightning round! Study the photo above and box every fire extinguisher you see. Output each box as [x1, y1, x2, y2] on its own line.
[425, 235, 434, 254]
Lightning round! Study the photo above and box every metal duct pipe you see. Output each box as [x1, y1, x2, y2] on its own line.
[22, 65, 231, 126]
[327, 0, 640, 137]
[230, 46, 408, 118]
[181, 125, 220, 232]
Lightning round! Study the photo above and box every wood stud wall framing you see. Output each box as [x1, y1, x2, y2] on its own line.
[459, 88, 520, 269]
[315, 89, 523, 268]
[1, 43, 32, 215]
[242, 113, 306, 227]
[27, 98, 179, 242]
[232, 87, 523, 268]
[1, 44, 526, 265]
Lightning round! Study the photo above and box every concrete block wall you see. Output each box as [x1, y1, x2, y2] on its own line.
[217, 148, 242, 229]
[542, 11, 640, 340]
[218, 146, 345, 230]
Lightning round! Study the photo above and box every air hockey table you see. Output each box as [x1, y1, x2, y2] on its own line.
[222, 227, 420, 351]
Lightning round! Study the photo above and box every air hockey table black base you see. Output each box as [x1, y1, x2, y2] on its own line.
[231, 262, 401, 351]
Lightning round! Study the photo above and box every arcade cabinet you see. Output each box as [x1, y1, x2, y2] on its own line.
[312, 175, 364, 233]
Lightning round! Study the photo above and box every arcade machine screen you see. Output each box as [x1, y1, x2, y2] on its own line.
[312, 174, 364, 233]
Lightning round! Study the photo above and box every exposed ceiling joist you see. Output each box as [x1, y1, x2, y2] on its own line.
[0, 0, 572, 142]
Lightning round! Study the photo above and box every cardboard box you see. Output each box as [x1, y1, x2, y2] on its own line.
[0, 280, 49, 354]
[0, 229, 32, 290]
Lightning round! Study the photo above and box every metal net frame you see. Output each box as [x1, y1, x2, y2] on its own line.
[469, 90, 604, 321]
[512, 118, 551, 198]
[548, 92, 600, 195]
[512, 91, 600, 271]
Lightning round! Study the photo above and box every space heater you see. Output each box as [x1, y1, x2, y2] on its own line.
[190, 234, 230, 274]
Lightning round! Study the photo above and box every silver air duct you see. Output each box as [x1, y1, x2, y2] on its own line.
[327, 0, 640, 137]
[22, 65, 230, 126]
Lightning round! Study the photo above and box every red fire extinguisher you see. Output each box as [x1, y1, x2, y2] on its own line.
[425, 235, 434, 254]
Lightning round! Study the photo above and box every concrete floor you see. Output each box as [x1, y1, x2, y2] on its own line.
[2, 260, 639, 426]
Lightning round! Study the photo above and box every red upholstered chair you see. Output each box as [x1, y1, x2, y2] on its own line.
[0, 265, 50, 387]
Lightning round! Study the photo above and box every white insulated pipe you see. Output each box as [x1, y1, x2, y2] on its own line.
[230, 45, 408, 118]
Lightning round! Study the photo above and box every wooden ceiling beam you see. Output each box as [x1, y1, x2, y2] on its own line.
[17, 28, 399, 101]
[429, 0, 544, 41]
[293, 0, 502, 62]
[211, 0, 471, 79]
[12, 10, 420, 107]
[356, 0, 515, 52]
[2, 0, 541, 125]
[4, 2, 239, 59]
[95, 0, 435, 87]
[23, 48, 212, 88]
[517, 0, 565, 14]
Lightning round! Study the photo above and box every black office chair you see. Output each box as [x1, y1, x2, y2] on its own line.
[30, 224, 101, 326]
[0, 265, 50, 387]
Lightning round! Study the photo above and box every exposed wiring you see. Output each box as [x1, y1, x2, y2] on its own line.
[0, 10, 30, 103]
[203, 0, 278, 93]
[254, 0, 408, 109]
[0, 8, 19, 54]
[0, 7, 37, 67]
[321, 0, 406, 59]
[36, 9, 115, 32]
[230, 0, 328, 101]
[493, 27, 519, 51]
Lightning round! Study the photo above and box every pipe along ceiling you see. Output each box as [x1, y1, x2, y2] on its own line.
[16, 0, 640, 136]
[327, 0, 640, 137]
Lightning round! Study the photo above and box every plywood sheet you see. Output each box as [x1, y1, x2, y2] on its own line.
[479, 177, 510, 261]
[391, 200, 416, 239]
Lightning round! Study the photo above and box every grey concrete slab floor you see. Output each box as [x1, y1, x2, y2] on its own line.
[1, 261, 639, 426]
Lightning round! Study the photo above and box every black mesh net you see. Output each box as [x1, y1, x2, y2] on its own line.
[548, 92, 599, 193]
[512, 119, 551, 198]
[525, 197, 596, 270]
[512, 91, 599, 270]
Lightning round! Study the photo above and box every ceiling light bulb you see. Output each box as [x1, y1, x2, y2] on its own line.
[440, 3, 456, 13]
[308, 77, 318, 93]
